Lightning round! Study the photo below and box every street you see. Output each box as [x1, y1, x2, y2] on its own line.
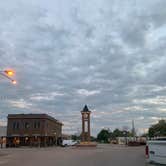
[0, 144, 149, 166]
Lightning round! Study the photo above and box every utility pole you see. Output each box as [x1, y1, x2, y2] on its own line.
[132, 120, 136, 140]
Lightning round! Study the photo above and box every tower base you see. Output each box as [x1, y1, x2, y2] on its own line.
[76, 142, 97, 147]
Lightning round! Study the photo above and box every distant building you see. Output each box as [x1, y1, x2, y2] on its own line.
[0, 126, 7, 148]
[6, 114, 63, 147]
[0, 126, 7, 137]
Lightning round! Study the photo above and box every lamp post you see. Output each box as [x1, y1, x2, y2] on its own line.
[0, 69, 16, 84]
[0, 69, 16, 148]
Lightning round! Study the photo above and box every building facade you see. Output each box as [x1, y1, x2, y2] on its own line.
[7, 114, 63, 147]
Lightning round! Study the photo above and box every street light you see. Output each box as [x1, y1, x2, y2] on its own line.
[4, 69, 15, 76]
[12, 80, 17, 85]
[0, 69, 16, 85]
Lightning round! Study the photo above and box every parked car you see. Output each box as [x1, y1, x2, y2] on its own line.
[146, 138, 166, 165]
[62, 140, 78, 147]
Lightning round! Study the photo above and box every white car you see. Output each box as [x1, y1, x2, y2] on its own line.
[146, 138, 166, 165]
[62, 140, 78, 147]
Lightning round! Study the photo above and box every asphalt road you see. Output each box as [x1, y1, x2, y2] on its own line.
[0, 144, 149, 166]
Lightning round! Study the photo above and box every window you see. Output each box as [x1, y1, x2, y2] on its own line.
[34, 121, 40, 129]
[13, 122, 19, 129]
[13, 122, 16, 129]
[25, 122, 30, 129]
[16, 122, 19, 129]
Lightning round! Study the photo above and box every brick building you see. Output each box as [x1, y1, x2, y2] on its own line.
[6, 114, 63, 147]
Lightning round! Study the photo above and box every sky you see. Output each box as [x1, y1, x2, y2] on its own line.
[0, 0, 166, 136]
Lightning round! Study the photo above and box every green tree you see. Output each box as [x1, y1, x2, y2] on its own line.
[112, 128, 132, 138]
[113, 129, 123, 137]
[148, 120, 166, 137]
[97, 129, 110, 143]
[71, 134, 81, 141]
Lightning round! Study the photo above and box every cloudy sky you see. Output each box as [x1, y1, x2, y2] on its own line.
[0, 0, 166, 136]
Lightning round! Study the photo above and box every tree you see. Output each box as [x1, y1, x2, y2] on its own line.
[148, 120, 166, 137]
[71, 134, 81, 141]
[97, 129, 110, 143]
[97, 128, 134, 143]
[113, 129, 123, 137]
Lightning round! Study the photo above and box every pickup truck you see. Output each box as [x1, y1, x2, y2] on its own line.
[146, 138, 166, 165]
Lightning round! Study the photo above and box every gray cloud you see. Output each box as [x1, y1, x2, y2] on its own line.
[0, 0, 166, 136]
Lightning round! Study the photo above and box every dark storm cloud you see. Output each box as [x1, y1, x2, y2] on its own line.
[0, 0, 166, 135]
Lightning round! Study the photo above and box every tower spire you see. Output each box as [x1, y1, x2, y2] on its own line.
[82, 105, 90, 112]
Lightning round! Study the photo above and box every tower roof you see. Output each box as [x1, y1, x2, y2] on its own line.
[82, 105, 91, 112]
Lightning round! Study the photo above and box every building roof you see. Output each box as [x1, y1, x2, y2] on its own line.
[7, 114, 63, 125]
[82, 105, 91, 112]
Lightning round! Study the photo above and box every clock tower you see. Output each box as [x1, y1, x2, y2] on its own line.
[81, 105, 91, 142]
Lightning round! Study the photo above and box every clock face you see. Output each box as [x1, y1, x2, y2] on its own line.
[83, 113, 88, 119]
